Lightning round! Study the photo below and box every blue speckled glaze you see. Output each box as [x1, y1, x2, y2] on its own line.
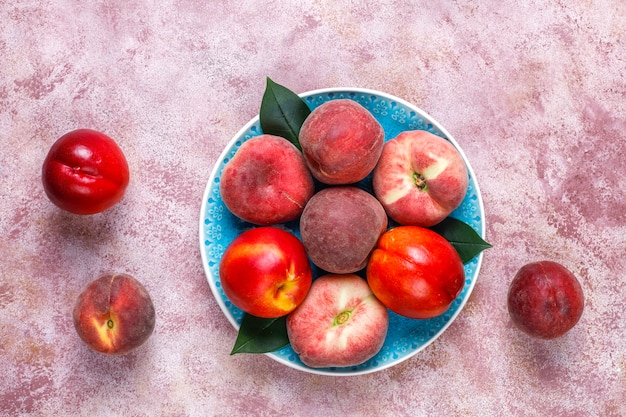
[199, 88, 486, 376]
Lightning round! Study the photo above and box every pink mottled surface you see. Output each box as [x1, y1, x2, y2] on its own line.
[1, 1, 624, 416]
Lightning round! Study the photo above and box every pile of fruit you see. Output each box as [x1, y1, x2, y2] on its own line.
[39, 78, 584, 367]
[218, 80, 487, 368]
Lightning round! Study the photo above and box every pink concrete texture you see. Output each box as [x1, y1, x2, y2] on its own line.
[1, 1, 624, 416]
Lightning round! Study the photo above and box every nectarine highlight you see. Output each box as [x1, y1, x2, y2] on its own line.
[219, 227, 312, 318]
[367, 226, 465, 319]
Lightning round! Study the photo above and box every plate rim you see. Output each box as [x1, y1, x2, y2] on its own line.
[199, 87, 487, 376]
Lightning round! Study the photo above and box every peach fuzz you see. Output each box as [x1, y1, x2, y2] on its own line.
[299, 99, 384, 185]
[286, 274, 388, 368]
[220, 134, 315, 225]
[373, 130, 468, 227]
[299, 186, 387, 274]
[73, 273, 156, 355]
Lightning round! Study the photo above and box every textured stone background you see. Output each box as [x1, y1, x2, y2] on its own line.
[1, 1, 624, 416]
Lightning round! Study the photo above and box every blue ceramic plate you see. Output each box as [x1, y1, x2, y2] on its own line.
[199, 88, 486, 376]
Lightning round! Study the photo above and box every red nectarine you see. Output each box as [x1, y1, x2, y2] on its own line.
[219, 227, 312, 318]
[366, 226, 465, 319]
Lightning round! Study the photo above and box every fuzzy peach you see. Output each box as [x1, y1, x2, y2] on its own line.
[220, 134, 315, 225]
[73, 273, 156, 355]
[299, 99, 384, 185]
[299, 186, 388, 274]
[373, 130, 469, 227]
[287, 274, 388, 368]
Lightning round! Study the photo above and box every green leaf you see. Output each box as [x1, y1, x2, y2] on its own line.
[430, 217, 492, 264]
[259, 77, 311, 150]
[230, 313, 289, 355]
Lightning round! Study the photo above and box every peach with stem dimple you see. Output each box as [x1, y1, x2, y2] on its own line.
[73, 273, 155, 355]
[373, 130, 468, 227]
[287, 274, 389, 368]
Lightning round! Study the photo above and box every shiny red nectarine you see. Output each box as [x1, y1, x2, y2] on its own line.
[366, 226, 465, 319]
[42, 129, 130, 215]
[219, 227, 312, 318]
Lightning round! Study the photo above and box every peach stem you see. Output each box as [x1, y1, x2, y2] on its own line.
[412, 172, 428, 191]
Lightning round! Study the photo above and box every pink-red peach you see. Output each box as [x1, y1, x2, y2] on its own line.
[373, 130, 468, 227]
[73, 273, 156, 355]
[287, 274, 388, 368]
[220, 134, 315, 225]
[299, 99, 384, 185]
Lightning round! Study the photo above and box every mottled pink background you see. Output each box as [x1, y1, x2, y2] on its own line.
[1, 1, 625, 416]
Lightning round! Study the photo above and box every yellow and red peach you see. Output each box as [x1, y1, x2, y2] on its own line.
[299, 186, 388, 274]
[73, 273, 156, 355]
[299, 99, 384, 185]
[373, 130, 469, 227]
[219, 227, 312, 318]
[287, 274, 388, 368]
[220, 134, 315, 225]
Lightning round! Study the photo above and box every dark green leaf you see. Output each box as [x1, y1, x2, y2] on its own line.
[259, 77, 311, 150]
[430, 217, 492, 264]
[231, 313, 289, 355]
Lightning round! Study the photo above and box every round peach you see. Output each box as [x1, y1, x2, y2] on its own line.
[299, 99, 384, 185]
[220, 134, 315, 225]
[299, 186, 388, 274]
[73, 273, 156, 355]
[508, 261, 584, 339]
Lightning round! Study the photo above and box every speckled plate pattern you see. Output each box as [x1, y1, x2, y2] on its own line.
[199, 88, 486, 376]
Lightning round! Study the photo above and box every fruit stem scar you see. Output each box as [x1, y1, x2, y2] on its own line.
[334, 310, 352, 326]
[412, 172, 428, 191]
[107, 319, 114, 329]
